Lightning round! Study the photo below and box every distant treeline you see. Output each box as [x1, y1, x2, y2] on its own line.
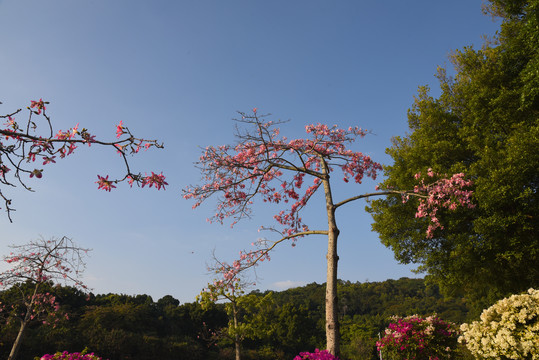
[0, 277, 475, 360]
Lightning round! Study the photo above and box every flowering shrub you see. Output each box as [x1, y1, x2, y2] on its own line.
[38, 350, 107, 360]
[293, 348, 340, 360]
[376, 314, 459, 360]
[459, 288, 539, 359]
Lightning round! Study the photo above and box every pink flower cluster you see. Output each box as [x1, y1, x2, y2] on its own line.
[294, 348, 340, 360]
[96, 175, 116, 192]
[30, 98, 46, 115]
[377, 315, 459, 360]
[412, 170, 475, 238]
[40, 351, 107, 360]
[96, 172, 168, 192]
[141, 172, 168, 190]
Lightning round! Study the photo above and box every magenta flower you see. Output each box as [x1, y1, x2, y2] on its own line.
[294, 349, 340, 360]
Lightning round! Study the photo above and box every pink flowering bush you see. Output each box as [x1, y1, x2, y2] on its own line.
[293, 348, 340, 360]
[38, 350, 107, 360]
[376, 314, 459, 360]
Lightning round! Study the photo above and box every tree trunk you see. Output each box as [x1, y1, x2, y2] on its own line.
[326, 212, 340, 356]
[235, 335, 241, 360]
[8, 313, 31, 360]
[232, 302, 241, 360]
[9, 284, 39, 360]
[321, 164, 340, 357]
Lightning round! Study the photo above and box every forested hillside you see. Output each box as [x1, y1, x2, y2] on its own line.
[0, 277, 472, 360]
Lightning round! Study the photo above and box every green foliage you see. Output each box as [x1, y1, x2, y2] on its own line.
[0, 287, 225, 360]
[368, 0, 539, 307]
[231, 293, 275, 342]
[0, 278, 471, 360]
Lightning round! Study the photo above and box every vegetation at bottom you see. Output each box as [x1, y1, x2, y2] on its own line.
[0, 277, 477, 360]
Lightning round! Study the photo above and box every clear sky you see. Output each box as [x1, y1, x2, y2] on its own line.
[0, 0, 500, 304]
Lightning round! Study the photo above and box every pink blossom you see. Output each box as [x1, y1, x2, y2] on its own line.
[30, 99, 46, 115]
[96, 175, 116, 191]
[42, 156, 56, 165]
[116, 121, 124, 138]
[141, 172, 168, 190]
[29, 169, 43, 179]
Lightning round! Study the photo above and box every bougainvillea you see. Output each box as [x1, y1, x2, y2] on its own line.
[459, 288, 539, 359]
[0, 99, 166, 221]
[376, 314, 460, 360]
[39, 350, 107, 360]
[293, 348, 340, 360]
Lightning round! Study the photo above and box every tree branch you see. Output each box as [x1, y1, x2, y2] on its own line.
[334, 190, 428, 209]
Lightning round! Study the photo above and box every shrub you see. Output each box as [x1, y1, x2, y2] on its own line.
[376, 314, 459, 360]
[459, 288, 539, 359]
[293, 348, 340, 360]
[38, 350, 107, 360]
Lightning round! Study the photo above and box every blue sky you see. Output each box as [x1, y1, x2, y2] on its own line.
[0, 0, 500, 304]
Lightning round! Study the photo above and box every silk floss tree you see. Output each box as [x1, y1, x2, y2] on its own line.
[183, 109, 474, 356]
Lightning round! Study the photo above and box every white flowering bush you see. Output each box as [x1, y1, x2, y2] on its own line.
[459, 288, 539, 359]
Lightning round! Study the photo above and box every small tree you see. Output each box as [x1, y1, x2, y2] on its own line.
[0, 236, 90, 360]
[1, 99, 166, 221]
[197, 254, 271, 360]
[184, 112, 474, 356]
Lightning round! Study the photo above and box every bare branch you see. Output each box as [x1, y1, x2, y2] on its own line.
[334, 190, 428, 209]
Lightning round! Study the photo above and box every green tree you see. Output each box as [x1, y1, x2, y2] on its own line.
[197, 254, 278, 360]
[368, 0, 539, 309]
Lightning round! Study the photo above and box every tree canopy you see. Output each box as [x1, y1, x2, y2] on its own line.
[368, 0, 539, 308]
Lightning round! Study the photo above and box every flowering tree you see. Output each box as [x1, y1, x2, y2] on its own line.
[183, 111, 474, 356]
[0, 99, 166, 221]
[0, 236, 90, 360]
[376, 314, 460, 360]
[459, 288, 539, 359]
